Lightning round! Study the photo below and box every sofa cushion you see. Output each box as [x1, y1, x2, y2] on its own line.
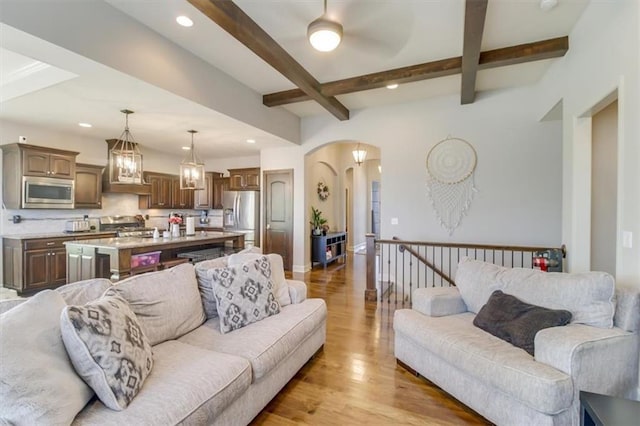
[394, 309, 574, 414]
[473, 290, 572, 355]
[194, 256, 229, 319]
[228, 253, 292, 307]
[106, 263, 205, 345]
[455, 257, 616, 328]
[72, 341, 251, 425]
[57, 278, 112, 305]
[208, 259, 281, 334]
[178, 299, 327, 381]
[61, 293, 153, 410]
[0, 290, 94, 424]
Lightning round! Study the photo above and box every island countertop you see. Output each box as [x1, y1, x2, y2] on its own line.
[64, 231, 245, 282]
[63, 231, 244, 250]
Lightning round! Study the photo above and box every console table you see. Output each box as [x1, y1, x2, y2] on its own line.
[311, 232, 347, 269]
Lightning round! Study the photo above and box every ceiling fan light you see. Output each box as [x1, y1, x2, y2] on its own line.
[308, 17, 343, 52]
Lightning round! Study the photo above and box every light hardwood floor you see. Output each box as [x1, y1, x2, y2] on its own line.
[251, 253, 491, 425]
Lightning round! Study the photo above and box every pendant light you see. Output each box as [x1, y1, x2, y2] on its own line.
[308, 0, 343, 52]
[179, 130, 205, 190]
[108, 109, 143, 184]
[352, 142, 367, 166]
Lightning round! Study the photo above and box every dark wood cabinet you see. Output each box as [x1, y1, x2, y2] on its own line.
[1, 144, 79, 209]
[22, 147, 76, 178]
[3, 233, 117, 294]
[194, 172, 223, 210]
[75, 163, 104, 209]
[311, 232, 347, 269]
[139, 172, 172, 209]
[172, 176, 194, 209]
[228, 167, 260, 190]
[212, 176, 229, 209]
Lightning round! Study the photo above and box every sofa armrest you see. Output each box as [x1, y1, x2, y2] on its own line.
[535, 324, 639, 397]
[286, 279, 307, 304]
[412, 287, 467, 317]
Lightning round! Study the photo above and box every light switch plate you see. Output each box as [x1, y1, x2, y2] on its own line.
[391, 217, 399, 225]
[622, 231, 633, 248]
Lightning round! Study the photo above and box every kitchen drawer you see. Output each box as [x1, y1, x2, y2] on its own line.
[24, 237, 73, 251]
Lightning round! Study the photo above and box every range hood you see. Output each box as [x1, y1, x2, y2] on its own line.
[102, 139, 151, 195]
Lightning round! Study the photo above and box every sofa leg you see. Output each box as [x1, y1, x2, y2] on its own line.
[311, 345, 325, 359]
[397, 358, 420, 378]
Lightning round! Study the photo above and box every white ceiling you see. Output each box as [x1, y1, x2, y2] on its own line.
[0, 0, 589, 157]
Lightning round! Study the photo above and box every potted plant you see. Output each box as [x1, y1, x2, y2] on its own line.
[310, 207, 327, 236]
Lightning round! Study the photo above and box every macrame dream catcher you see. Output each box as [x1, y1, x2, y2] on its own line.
[426, 136, 478, 235]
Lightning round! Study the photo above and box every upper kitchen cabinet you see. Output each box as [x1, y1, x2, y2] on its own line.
[21, 145, 77, 179]
[75, 163, 104, 209]
[228, 167, 260, 190]
[1, 143, 79, 209]
[139, 171, 172, 209]
[212, 176, 229, 209]
[194, 172, 223, 210]
[171, 175, 194, 209]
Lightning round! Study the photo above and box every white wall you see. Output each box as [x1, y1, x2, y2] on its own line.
[535, 0, 639, 286]
[262, 84, 563, 272]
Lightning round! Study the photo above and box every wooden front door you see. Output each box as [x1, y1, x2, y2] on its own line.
[263, 169, 293, 270]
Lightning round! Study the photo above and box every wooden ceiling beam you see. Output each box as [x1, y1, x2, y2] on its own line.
[263, 36, 569, 107]
[460, 0, 488, 105]
[187, 0, 349, 120]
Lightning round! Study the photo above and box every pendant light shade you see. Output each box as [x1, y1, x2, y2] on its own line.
[109, 109, 143, 184]
[308, 0, 342, 52]
[352, 143, 367, 166]
[179, 130, 205, 190]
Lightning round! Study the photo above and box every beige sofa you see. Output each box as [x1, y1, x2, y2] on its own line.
[0, 253, 326, 425]
[394, 258, 640, 426]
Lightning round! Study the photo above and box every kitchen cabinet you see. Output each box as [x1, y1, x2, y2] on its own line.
[22, 146, 76, 178]
[139, 172, 172, 209]
[3, 233, 117, 294]
[1, 144, 79, 209]
[228, 167, 260, 190]
[75, 163, 104, 209]
[172, 176, 194, 209]
[194, 172, 223, 210]
[212, 176, 229, 209]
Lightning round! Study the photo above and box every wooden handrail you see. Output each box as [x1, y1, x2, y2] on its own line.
[392, 237, 456, 286]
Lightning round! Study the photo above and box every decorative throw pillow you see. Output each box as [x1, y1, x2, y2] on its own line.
[208, 258, 281, 334]
[60, 293, 153, 411]
[195, 256, 230, 319]
[228, 253, 292, 307]
[0, 290, 94, 425]
[473, 290, 572, 356]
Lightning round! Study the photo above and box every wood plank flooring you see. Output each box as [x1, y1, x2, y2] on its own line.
[251, 253, 491, 425]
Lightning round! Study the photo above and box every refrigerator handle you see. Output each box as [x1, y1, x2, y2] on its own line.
[235, 194, 240, 230]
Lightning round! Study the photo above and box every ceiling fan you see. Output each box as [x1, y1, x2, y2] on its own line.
[307, 0, 343, 52]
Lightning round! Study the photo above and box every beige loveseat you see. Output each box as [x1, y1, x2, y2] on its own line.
[394, 258, 640, 426]
[0, 252, 327, 425]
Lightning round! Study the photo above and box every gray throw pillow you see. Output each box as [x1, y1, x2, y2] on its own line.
[208, 258, 281, 334]
[61, 293, 153, 411]
[195, 256, 229, 319]
[0, 290, 94, 424]
[473, 290, 572, 356]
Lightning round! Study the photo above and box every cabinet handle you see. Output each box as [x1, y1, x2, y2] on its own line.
[46, 242, 55, 246]
[51, 253, 56, 256]
[47, 253, 51, 256]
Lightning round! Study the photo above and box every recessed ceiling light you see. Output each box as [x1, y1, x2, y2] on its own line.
[539, 0, 558, 11]
[386, 83, 399, 90]
[78, 122, 92, 128]
[182, 146, 191, 150]
[176, 15, 194, 27]
[246, 139, 256, 144]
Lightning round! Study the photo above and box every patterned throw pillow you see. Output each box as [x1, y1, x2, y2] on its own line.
[60, 294, 153, 411]
[208, 257, 281, 334]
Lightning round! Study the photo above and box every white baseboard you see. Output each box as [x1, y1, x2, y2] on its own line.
[292, 263, 311, 274]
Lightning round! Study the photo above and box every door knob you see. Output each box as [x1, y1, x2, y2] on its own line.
[266, 224, 271, 230]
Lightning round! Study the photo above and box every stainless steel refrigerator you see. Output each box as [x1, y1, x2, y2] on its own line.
[223, 190, 260, 248]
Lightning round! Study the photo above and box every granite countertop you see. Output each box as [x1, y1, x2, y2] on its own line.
[63, 231, 244, 250]
[2, 231, 117, 240]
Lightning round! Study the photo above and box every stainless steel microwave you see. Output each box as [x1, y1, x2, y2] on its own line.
[23, 176, 74, 209]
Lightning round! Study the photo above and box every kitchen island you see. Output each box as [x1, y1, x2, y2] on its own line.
[64, 231, 244, 282]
